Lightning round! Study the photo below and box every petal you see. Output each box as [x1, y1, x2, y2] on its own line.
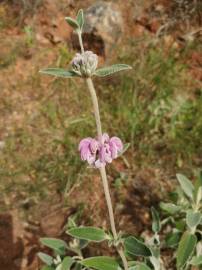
[110, 137, 123, 151]
[78, 137, 92, 151]
[102, 133, 109, 143]
[90, 138, 99, 152]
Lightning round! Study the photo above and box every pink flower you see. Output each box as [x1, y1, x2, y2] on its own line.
[79, 133, 123, 168]
[79, 137, 99, 165]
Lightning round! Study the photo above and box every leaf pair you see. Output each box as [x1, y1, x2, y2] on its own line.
[65, 9, 84, 31]
[40, 64, 132, 79]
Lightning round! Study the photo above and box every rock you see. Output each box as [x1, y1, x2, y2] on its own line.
[72, 1, 123, 57]
[0, 211, 24, 268]
[40, 209, 67, 237]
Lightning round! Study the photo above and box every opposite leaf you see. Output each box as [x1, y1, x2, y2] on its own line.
[65, 17, 79, 30]
[67, 226, 108, 242]
[130, 263, 151, 270]
[94, 64, 132, 77]
[81, 256, 121, 270]
[151, 207, 161, 233]
[40, 68, 79, 78]
[124, 236, 152, 257]
[189, 255, 202, 266]
[160, 202, 181, 215]
[37, 252, 53, 266]
[176, 232, 197, 269]
[176, 174, 194, 200]
[76, 9, 84, 30]
[186, 210, 201, 229]
[61, 256, 74, 270]
[40, 238, 67, 254]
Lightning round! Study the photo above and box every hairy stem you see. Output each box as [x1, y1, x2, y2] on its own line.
[78, 30, 128, 270]
[86, 77, 128, 270]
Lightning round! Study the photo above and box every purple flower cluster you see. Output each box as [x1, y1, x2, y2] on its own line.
[79, 133, 123, 168]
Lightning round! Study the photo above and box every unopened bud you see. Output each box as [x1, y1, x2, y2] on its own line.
[71, 51, 98, 77]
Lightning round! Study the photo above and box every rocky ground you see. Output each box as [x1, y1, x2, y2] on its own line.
[0, 0, 201, 269]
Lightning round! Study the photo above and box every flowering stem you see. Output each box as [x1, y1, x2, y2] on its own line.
[86, 77, 128, 270]
[78, 30, 128, 270]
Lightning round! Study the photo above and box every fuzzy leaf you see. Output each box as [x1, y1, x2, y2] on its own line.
[65, 17, 79, 30]
[189, 255, 202, 266]
[41, 267, 54, 270]
[81, 256, 121, 270]
[76, 9, 84, 30]
[40, 68, 79, 78]
[176, 174, 194, 200]
[151, 207, 161, 233]
[176, 232, 197, 269]
[186, 210, 201, 229]
[94, 64, 132, 77]
[165, 232, 181, 248]
[40, 238, 67, 254]
[61, 256, 74, 270]
[124, 236, 152, 257]
[130, 263, 151, 270]
[38, 252, 53, 266]
[118, 143, 130, 157]
[160, 202, 181, 214]
[67, 226, 108, 242]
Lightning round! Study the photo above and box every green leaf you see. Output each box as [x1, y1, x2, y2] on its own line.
[65, 17, 79, 30]
[151, 207, 161, 233]
[118, 143, 130, 157]
[130, 263, 151, 270]
[76, 9, 84, 30]
[94, 64, 132, 77]
[176, 232, 197, 269]
[189, 255, 202, 266]
[61, 256, 74, 270]
[40, 68, 79, 78]
[165, 231, 181, 248]
[176, 174, 194, 200]
[186, 210, 201, 229]
[124, 236, 152, 257]
[40, 238, 67, 254]
[67, 226, 108, 242]
[81, 256, 120, 270]
[160, 202, 181, 214]
[41, 267, 54, 270]
[38, 252, 53, 266]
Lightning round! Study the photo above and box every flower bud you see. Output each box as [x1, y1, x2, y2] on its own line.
[71, 51, 98, 77]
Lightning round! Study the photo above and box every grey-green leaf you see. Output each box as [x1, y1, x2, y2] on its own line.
[76, 9, 84, 30]
[67, 226, 108, 242]
[189, 255, 202, 266]
[160, 202, 181, 214]
[176, 232, 197, 269]
[94, 64, 132, 77]
[124, 236, 152, 257]
[118, 143, 130, 157]
[165, 232, 181, 248]
[40, 238, 67, 254]
[81, 256, 121, 270]
[130, 263, 151, 270]
[41, 266, 54, 270]
[38, 252, 53, 266]
[151, 207, 161, 233]
[186, 210, 201, 229]
[40, 68, 79, 78]
[61, 256, 74, 270]
[65, 17, 79, 30]
[176, 174, 194, 200]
